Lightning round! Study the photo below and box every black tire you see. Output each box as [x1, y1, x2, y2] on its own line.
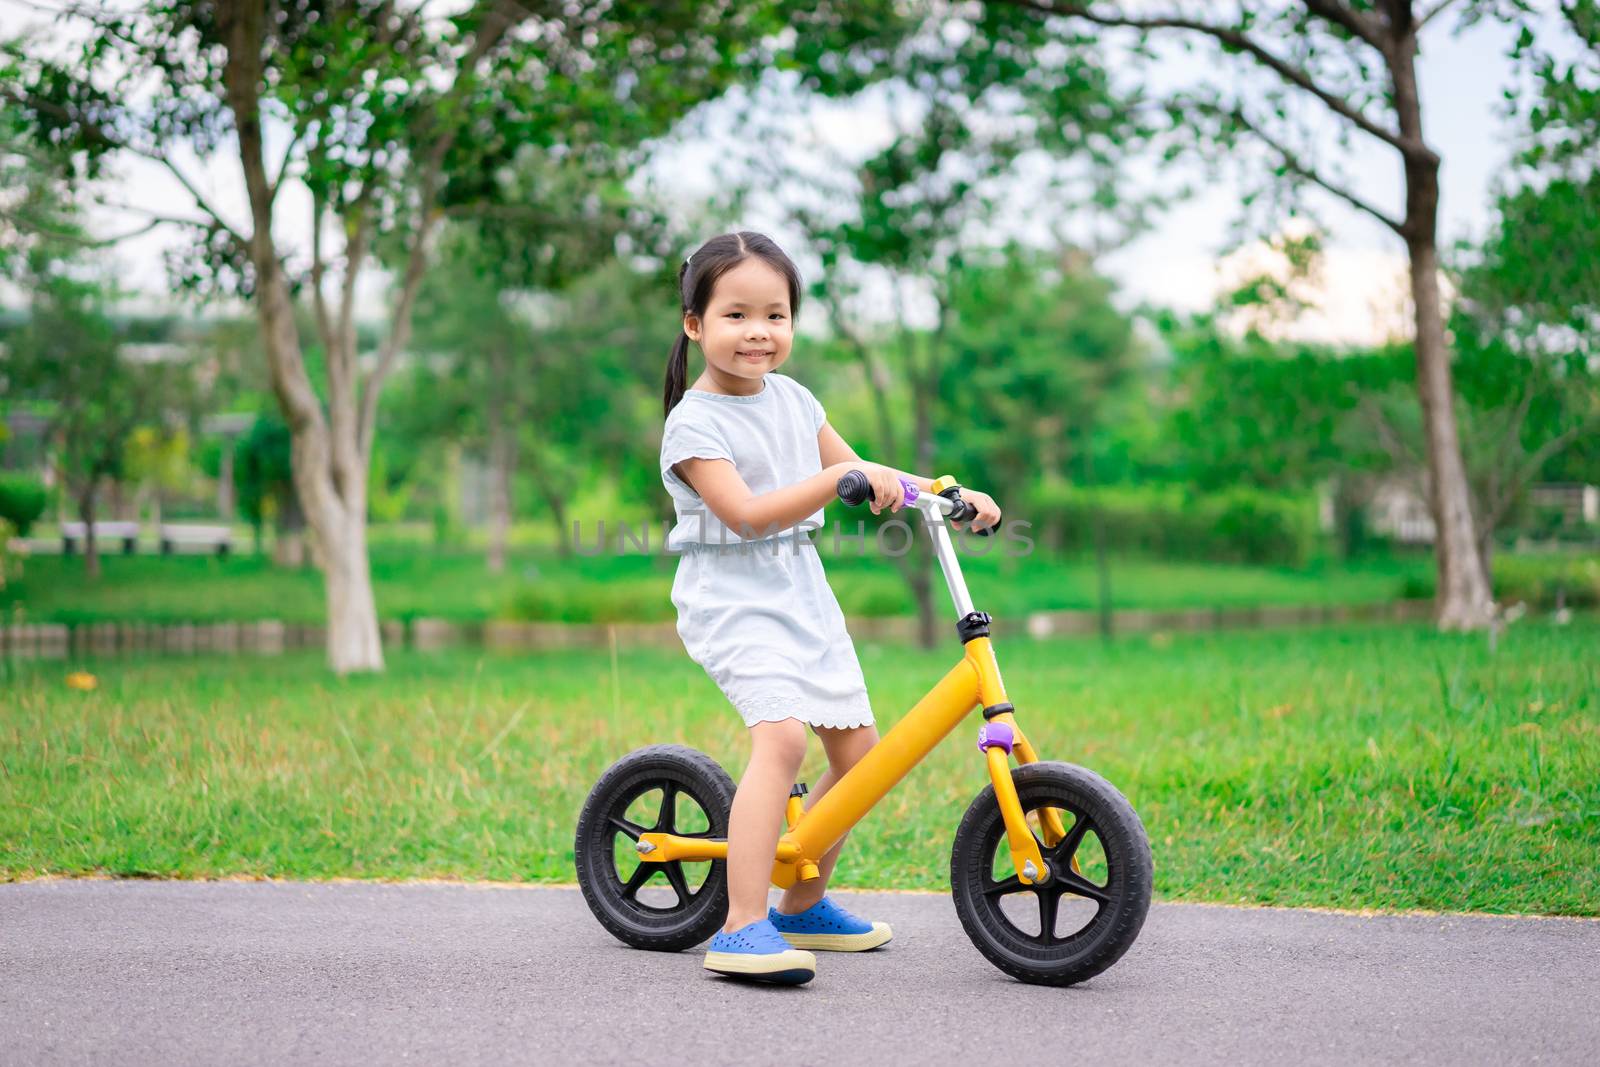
[574, 744, 735, 952]
[951, 761, 1152, 986]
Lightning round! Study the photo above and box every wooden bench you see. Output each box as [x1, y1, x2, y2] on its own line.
[60, 521, 141, 555]
[159, 523, 234, 557]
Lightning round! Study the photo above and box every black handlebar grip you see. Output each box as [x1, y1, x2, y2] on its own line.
[947, 493, 999, 537]
[837, 469, 873, 507]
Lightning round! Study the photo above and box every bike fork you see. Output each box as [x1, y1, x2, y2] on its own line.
[979, 716, 1074, 884]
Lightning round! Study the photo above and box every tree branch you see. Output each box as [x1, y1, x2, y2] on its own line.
[309, 190, 334, 357]
[153, 157, 248, 248]
[1004, 0, 1426, 159]
[0, 207, 164, 246]
[1301, 0, 1387, 49]
[1416, 0, 1464, 32]
[267, 129, 302, 207]
[1226, 107, 1407, 234]
[356, 0, 531, 459]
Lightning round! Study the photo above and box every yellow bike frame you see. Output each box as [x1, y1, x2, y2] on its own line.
[637, 476, 1071, 889]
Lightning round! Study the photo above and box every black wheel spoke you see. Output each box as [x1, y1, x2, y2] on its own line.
[983, 874, 1024, 898]
[1059, 869, 1112, 904]
[654, 781, 679, 833]
[661, 860, 693, 905]
[609, 816, 646, 841]
[1049, 811, 1091, 864]
[619, 861, 653, 901]
[1036, 887, 1062, 944]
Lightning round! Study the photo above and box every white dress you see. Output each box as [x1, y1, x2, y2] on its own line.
[660, 373, 875, 730]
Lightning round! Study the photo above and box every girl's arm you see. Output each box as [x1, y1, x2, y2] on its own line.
[817, 421, 935, 492]
[675, 456, 890, 538]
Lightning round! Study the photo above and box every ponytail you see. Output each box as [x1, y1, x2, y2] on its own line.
[661, 230, 802, 419]
[663, 329, 691, 417]
[664, 258, 693, 417]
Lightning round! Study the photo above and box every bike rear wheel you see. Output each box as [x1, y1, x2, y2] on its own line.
[951, 761, 1152, 986]
[574, 744, 735, 952]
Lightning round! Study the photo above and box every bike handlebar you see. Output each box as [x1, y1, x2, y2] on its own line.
[835, 469, 998, 536]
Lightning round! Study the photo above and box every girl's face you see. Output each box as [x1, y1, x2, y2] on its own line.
[684, 257, 794, 387]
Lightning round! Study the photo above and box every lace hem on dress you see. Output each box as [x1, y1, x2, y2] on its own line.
[732, 687, 875, 730]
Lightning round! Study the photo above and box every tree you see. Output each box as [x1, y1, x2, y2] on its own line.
[1438, 3, 1600, 557]
[410, 146, 662, 570]
[986, 0, 1537, 629]
[715, 7, 1142, 646]
[943, 246, 1142, 638]
[7, 241, 192, 579]
[235, 412, 309, 565]
[4, 0, 872, 672]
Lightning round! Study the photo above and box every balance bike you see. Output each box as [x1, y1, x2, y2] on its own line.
[574, 472, 1152, 985]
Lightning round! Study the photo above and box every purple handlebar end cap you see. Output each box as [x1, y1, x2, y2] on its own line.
[900, 478, 919, 504]
[977, 721, 1014, 754]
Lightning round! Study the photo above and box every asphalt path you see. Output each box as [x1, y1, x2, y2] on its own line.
[3, 880, 1597, 1066]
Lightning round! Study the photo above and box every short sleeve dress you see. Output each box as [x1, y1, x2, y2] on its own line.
[660, 372, 875, 730]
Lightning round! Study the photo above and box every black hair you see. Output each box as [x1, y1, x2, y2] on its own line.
[662, 231, 803, 417]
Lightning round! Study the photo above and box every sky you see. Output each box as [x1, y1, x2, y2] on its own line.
[0, 2, 1545, 347]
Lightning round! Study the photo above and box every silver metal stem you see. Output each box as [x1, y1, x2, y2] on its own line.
[912, 494, 974, 619]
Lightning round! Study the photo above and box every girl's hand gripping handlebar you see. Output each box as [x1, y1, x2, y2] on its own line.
[835, 469, 999, 536]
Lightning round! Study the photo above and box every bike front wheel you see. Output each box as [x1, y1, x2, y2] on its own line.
[950, 761, 1152, 986]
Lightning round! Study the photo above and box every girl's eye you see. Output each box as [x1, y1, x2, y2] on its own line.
[728, 312, 743, 319]
[770, 314, 786, 320]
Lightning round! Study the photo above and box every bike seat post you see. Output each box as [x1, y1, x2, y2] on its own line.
[785, 782, 808, 830]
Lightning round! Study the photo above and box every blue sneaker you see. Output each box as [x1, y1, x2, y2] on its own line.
[703, 918, 816, 984]
[768, 896, 892, 952]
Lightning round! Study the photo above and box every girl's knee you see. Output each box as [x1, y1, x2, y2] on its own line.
[818, 722, 878, 769]
[750, 717, 809, 771]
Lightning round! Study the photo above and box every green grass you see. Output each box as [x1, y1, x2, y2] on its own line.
[3, 621, 1596, 915]
[4, 542, 1437, 624]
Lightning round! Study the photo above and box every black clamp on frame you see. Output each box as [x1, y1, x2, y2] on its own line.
[982, 702, 1015, 721]
[789, 782, 808, 798]
[956, 610, 992, 643]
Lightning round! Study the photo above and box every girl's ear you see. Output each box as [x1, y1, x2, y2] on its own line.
[683, 313, 701, 342]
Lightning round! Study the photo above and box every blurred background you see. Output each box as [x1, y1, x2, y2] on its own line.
[2, 0, 1596, 669]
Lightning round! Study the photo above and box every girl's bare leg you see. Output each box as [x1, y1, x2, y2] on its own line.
[721, 717, 809, 933]
[775, 722, 880, 914]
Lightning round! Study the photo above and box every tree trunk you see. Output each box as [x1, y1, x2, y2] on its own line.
[1391, 30, 1495, 630]
[1084, 426, 1112, 643]
[324, 514, 384, 673]
[911, 367, 940, 649]
[221, 2, 384, 672]
[547, 488, 571, 557]
[273, 484, 308, 568]
[486, 348, 513, 574]
[78, 482, 100, 580]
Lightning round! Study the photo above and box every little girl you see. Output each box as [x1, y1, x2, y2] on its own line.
[658, 231, 1001, 985]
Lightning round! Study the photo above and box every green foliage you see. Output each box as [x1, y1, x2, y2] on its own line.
[366, 444, 414, 525]
[1029, 482, 1321, 566]
[1407, 554, 1600, 610]
[234, 413, 296, 536]
[0, 474, 48, 536]
[0, 517, 16, 590]
[1495, 554, 1600, 610]
[1159, 312, 1407, 492]
[939, 248, 1144, 501]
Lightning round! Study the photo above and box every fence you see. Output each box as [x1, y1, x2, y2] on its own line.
[0, 599, 1438, 661]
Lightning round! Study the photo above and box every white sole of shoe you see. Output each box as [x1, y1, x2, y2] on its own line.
[776, 922, 893, 952]
[703, 947, 817, 984]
